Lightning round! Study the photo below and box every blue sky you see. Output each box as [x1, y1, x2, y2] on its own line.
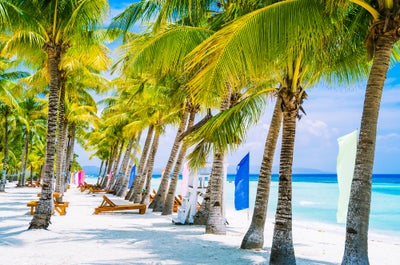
[76, 1, 400, 174]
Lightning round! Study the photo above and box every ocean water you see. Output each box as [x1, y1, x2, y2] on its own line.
[85, 173, 400, 236]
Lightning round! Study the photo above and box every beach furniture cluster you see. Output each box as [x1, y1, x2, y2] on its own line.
[27, 192, 69, 216]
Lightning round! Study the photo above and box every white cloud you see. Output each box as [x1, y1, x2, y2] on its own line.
[298, 119, 330, 138]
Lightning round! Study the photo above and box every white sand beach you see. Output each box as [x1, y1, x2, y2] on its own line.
[1, 182, 399, 265]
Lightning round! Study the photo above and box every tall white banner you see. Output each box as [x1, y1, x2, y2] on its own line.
[336, 130, 358, 223]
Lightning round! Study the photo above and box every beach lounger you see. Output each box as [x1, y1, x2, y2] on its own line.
[79, 182, 96, 192]
[88, 187, 114, 194]
[25, 181, 41, 187]
[173, 195, 182, 212]
[31, 192, 69, 216]
[94, 195, 146, 215]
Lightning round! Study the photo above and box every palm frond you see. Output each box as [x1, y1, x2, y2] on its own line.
[184, 86, 270, 153]
[185, 0, 331, 104]
[114, 25, 213, 78]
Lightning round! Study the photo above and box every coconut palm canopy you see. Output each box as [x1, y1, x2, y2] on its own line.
[0, 1, 399, 264]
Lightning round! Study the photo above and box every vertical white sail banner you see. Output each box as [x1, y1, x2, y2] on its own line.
[336, 130, 358, 223]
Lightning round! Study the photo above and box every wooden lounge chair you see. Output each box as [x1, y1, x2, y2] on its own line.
[88, 186, 114, 194]
[173, 195, 183, 213]
[94, 195, 146, 215]
[79, 182, 96, 192]
[25, 181, 41, 187]
[33, 192, 69, 216]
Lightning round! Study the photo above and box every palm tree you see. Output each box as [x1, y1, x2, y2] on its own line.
[185, 0, 370, 256]
[241, 97, 282, 249]
[0, 57, 29, 191]
[162, 104, 197, 215]
[2, 0, 109, 229]
[16, 94, 47, 187]
[110, 22, 214, 210]
[323, 1, 400, 264]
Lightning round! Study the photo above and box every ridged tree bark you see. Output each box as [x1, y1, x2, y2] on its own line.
[96, 160, 107, 186]
[107, 139, 125, 190]
[117, 132, 141, 197]
[29, 44, 62, 229]
[113, 137, 134, 194]
[0, 109, 9, 192]
[342, 30, 398, 265]
[100, 141, 117, 188]
[128, 125, 154, 201]
[152, 106, 189, 211]
[162, 109, 196, 215]
[270, 86, 299, 265]
[241, 97, 282, 249]
[141, 121, 162, 205]
[55, 79, 67, 197]
[18, 129, 30, 187]
[64, 122, 76, 191]
[205, 90, 232, 235]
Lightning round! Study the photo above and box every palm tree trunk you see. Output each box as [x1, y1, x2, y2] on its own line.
[128, 125, 154, 202]
[162, 109, 196, 215]
[97, 160, 105, 186]
[107, 139, 125, 190]
[205, 89, 232, 235]
[18, 129, 30, 187]
[152, 106, 189, 211]
[205, 151, 227, 235]
[270, 95, 297, 265]
[117, 132, 141, 197]
[0, 111, 9, 192]
[29, 44, 62, 229]
[65, 122, 76, 190]
[55, 81, 66, 196]
[100, 142, 117, 188]
[141, 125, 162, 205]
[342, 32, 397, 265]
[241, 97, 282, 249]
[113, 137, 134, 194]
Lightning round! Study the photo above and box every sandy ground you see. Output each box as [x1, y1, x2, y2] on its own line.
[1, 182, 399, 265]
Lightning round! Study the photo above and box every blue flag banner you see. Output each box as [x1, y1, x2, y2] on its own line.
[128, 164, 136, 189]
[235, 153, 250, 210]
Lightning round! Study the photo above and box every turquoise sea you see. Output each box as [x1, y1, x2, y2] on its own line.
[86, 173, 400, 236]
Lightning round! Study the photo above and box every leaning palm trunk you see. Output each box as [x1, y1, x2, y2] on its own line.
[55, 82, 66, 197]
[100, 142, 117, 188]
[113, 137, 134, 194]
[205, 90, 232, 235]
[18, 129, 30, 187]
[205, 151, 227, 235]
[141, 127, 161, 205]
[152, 107, 189, 211]
[342, 32, 397, 265]
[117, 132, 141, 197]
[162, 109, 195, 215]
[128, 125, 154, 202]
[270, 92, 298, 265]
[29, 44, 62, 229]
[97, 160, 107, 186]
[64, 122, 76, 191]
[241, 97, 282, 249]
[107, 140, 125, 190]
[0, 113, 9, 192]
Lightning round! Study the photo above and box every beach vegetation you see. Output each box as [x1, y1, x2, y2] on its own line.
[0, 0, 110, 229]
[325, 0, 400, 264]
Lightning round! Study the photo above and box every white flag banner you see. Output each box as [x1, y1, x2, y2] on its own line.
[336, 130, 358, 223]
